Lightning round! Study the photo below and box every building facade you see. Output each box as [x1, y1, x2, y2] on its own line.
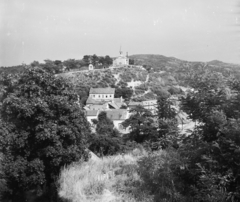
[89, 88, 115, 100]
[112, 50, 129, 66]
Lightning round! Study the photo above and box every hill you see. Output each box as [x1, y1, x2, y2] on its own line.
[57, 54, 240, 104]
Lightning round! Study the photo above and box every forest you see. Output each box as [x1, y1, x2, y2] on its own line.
[0, 55, 240, 201]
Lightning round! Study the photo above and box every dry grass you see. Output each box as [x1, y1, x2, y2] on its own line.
[58, 151, 153, 202]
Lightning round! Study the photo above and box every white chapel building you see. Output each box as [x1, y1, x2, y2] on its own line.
[112, 49, 129, 66]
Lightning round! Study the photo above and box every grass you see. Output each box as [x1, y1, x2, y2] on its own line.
[58, 150, 153, 202]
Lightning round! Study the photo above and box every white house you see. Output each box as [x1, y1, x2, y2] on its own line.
[142, 100, 157, 113]
[88, 88, 115, 101]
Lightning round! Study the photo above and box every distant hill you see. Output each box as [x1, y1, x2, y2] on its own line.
[129, 54, 240, 79]
[130, 54, 240, 70]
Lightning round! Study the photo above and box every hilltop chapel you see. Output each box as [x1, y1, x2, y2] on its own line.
[112, 49, 129, 66]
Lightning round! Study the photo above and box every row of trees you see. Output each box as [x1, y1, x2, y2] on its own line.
[29, 54, 114, 74]
[82, 54, 113, 67]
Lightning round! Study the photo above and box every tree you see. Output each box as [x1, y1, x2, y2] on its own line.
[42, 59, 63, 74]
[178, 72, 240, 201]
[122, 105, 158, 147]
[91, 54, 99, 66]
[63, 59, 78, 70]
[104, 55, 113, 66]
[82, 55, 90, 65]
[129, 59, 134, 65]
[157, 96, 178, 149]
[0, 67, 90, 201]
[114, 86, 133, 101]
[88, 112, 123, 156]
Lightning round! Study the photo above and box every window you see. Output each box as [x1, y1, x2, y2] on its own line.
[99, 95, 100, 98]
[93, 95, 95, 98]
[106, 95, 108, 98]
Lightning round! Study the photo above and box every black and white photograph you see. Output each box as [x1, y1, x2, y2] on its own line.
[1, 0, 240, 201]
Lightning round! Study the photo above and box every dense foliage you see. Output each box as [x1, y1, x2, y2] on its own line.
[177, 71, 240, 201]
[88, 111, 124, 156]
[0, 67, 90, 201]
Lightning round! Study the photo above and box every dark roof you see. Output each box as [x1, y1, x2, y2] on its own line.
[89, 88, 115, 94]
[86, 110, 99, 116]
[108, 102, 119, 109]
[105, 110, 128, 120]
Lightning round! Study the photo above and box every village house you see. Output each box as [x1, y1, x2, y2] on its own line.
[85, 109, 129, 133]
[128, 99, 158, 114]
[86, 110, 99, 124]
[86, 87, 125, 110]
[84, 87, 129, 133]
[105, 109, 129, 133]
[142, 99, 158, 114]
[88, 87, 115, 100]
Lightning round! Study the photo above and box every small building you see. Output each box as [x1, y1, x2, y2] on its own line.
[86, 110, 99, 124]
[89, 64, 94, 70]
[113, 50, 129, 66]
[142, 100, 157, 113]
[105, 109, 129, 133]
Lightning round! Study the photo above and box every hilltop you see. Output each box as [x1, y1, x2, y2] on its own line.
[56, 54, 240, 104]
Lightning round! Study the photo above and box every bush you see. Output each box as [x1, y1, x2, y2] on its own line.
[137, 149, 187, 202]
[88, 112, 124, 156]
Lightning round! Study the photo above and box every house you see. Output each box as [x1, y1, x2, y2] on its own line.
[86, 110, 99, 124]
[86, 88, 125, 109]
[142, 100, 158, 114]
[128, 101, 143, 110]
[105, 109, 129, 133]
[128, 100, 158, 114]
[84, 88, 129, 133]
[88, 87, 115, 101]
[112, 50, 129, 66]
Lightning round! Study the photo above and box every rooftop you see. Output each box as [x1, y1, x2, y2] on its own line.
[86, 110, 99, 116]
[86, 97, 109, 105]
[105, 110, 128, 120]
[89, 88, 115, 94]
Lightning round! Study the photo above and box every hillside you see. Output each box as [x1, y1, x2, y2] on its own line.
[57, 54, 240, 104]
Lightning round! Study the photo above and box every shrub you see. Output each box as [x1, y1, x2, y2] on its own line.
[137, 149, 187, 202]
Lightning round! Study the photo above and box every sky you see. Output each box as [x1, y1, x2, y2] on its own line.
[1, 0, 240, 66]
